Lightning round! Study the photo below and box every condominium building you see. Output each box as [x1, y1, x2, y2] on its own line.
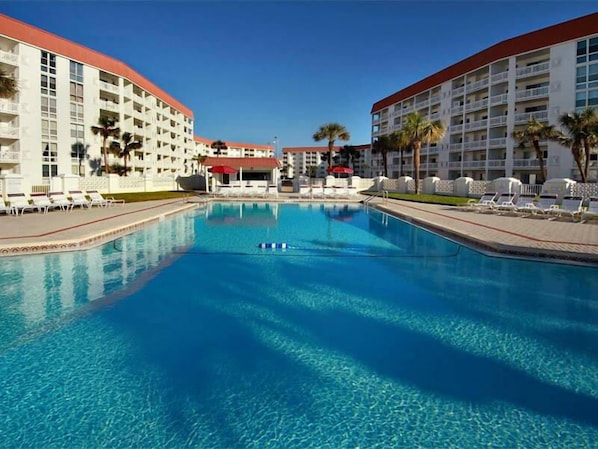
[0, 13, 195, 191]
[194, 136, 274, 159]
[282, 144, 370, 178]
[370, 12, 598, 183]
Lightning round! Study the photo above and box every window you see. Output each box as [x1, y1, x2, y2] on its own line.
[41, 51, 56, 74]
[41, 120, 58, 140]
[42, 141, 58, 178]
[70, 103, 84, 122]
[41, 97, 57, 118]
[70, 61, 83, 83]
[70, 82, 83, 102]
[70, 123, 84, 140]
[41, 75, 56, 96]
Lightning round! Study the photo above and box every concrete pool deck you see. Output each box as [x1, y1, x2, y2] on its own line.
[0, 194, 596, 265]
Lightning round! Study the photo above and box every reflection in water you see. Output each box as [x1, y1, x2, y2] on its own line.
[0, 212, 195, 351]
[206, 202, 279, 227]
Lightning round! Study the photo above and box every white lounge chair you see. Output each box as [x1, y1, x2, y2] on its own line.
[581, 197, 598, 223]
[298, 184, 311, 199]
[494, 193, 536, 214]
[87, 190, 125, 207]
[266, 184, 279, 198]
[546, 196, 583, 221]
[48, 192, 74, 211]
[311, 185, 325, 199]
[6, 193, 34, 215]
[516, 194, 559, 216]
[0, 199, 10, 215]
[30, 193, 56, 213]
[479, 193, 515, 213]
[463, 192, 498, 211]
[68, 190, 91, 209]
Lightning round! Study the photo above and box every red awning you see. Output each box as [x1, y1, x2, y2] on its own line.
[209, 165, 237, 174]
[327, 166, 353, 174]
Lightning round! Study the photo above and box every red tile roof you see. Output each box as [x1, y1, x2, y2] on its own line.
[0, 13, 193, 117]
[203, 157, 281, 169]
[371, 12, 598, 113]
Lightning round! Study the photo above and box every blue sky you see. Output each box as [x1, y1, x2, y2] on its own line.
[1, 1, 597, 149]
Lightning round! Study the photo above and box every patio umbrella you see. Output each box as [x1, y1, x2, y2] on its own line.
[209, 165, 237, 174]
[327, 166, 353, 175]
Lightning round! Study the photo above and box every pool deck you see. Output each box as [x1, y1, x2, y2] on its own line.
[0, 194, 596, 265]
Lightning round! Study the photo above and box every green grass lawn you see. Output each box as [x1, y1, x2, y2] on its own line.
[361, 191, 470, 206]
[108, 191, 198, 203]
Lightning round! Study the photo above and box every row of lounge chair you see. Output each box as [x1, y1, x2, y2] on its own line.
[462, 192, 598, 222]
[214, 184, 279, 199]
[299, 185, 359, 200]
[0, 190, 124, 215]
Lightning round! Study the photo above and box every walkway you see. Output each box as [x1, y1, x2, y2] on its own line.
[0, 195, 596, 265]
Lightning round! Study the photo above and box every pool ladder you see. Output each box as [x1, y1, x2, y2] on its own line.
[363, 190, 388, 207]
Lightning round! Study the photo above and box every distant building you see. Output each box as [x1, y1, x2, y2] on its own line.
[370, 12, 598, 182]
[282, 145, 370, 178]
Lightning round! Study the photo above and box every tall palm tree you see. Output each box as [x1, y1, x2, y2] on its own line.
[91, 117, 120, 174]
[339, 145, 360, 171]
[110, 132, 142, 176]
[210, 140, 228, 157]
[512, 118, 555, 184]
[313, 123, 351, 167]
[552, 108, 598, 183]
[401, 112, 446, 193]
[0, 70, 18, 99]
[371, 135, 392, 177]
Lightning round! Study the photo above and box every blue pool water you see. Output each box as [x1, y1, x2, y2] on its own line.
[0, 202, 597, 448]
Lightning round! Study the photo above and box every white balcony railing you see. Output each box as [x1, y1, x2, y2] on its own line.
[0, 151, 19, 163]
[464, 119, 488, 131]
[415, 99, 430, 110]
[462, 160, 487, 169]
[514, 110, 549, 124]
[513, 159, 541, 168]
[452, 86, 465, 96]
[448, 161, 462, 169]
[490, 93, 508, 105]
[99, 100, 119, 112]
[99, 80, 120, 94]
[0, 99, 19, 114]
[451, 105, 464, 115]
[429, 112, 440, 121]
[402, 104, 414, 114]
[0, 125, 19, 138]
[451, 124, 463, 134]
[515, 86, 549, 100]
[489, 138, 507, 148]
[488, 159, 506, 168]
[489, 116, 508, 126]
[516, 61, 550, 78]
[464, 140, 487, 150]
[449, 143, 463, 151]
[430, 95, 441, 104]
[0, 49, 18, 65]
[466, 77, 489, 92]
[465, 98, 488, 112]
[491, 71, 509, 84]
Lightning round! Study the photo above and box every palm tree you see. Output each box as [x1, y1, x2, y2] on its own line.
[0, 70, 18, 99]
[210, 140, 228, 157]
[339, 145, 360, 171]
[313, 123, 351, 167]
[401, 112, 446, 193]
[192, 154, 207, 173]
[389, 130, 411, 177]
[512, 118, 555, 184]
[552, 108, 598, 183]
[110, 132, 142, 176]
[371, 135, 392, 177]
[91, 117, 120, 174]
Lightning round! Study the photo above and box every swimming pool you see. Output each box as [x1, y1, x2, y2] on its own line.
[0, 202, 596, 448]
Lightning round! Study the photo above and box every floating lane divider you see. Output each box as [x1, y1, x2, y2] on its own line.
[258, 242, 289, 249]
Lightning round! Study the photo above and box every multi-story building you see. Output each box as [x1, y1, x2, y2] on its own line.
[282, 145, 371, 178]
[194, 136, 274, 159]
[370, 12, 598, 183]
[0, 13, 195, 190]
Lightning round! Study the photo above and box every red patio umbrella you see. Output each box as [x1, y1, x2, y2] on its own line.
[209, 165, 237, 174]
[327, 166, 353, 175]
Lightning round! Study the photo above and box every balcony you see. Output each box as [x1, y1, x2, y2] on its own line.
[452, 86, 465, 96]
[466, 77, 489, 93]
[463, 140, 487, 150]
[99, 100, 119, 112]
[448, 161, 462, 169]
[488, 159, 506, 168]
[449, 143, 463, 151]
[490, 93, 508, 105]
[491, 71, 509, 84]
[0, 125, 19, 139]
[462, 160, 487, 169]
[451, 105, 464, 115]
[513, 159, 541, 168]
[402, 104, 414, 114]
[451, 124, 463, 134]
[488, 138, 506, 148]
[464, 119, 488, 131]
[0, 49, 18, 66]
[516, 61, 550, 78]
[515, 86, 549, 101]
[429, 112, 440, 121]
[0, 150, 19, 163]
[99, 80, 120, 94]
[465, 98, 488, 112]
[415, 99, 430, 110]
[514, 110, 549, 124]
[430, 95, 441, 105]
[0, 99, 19, 115]
[489, 116, 507, 126]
